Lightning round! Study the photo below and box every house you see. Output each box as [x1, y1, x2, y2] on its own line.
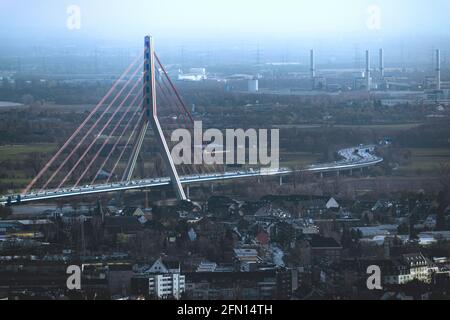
[148, 259, 181, 274]
[233, 248, 262, 272]
[381, 292, 414, 300]
[196, 261, 218, 273]
[309, 235, 343, 263]
[371, 200, 394, 212]
[424, 215, 437, 229]
[326, 197, 340, 210]
[384, 253, 439, 285]
[179, 211, 202, 222]
[60, 211, 92, 225]
[104, 217, 143, 238]
[301, 225, 320, 235]
[256, 231, 270, 246]
[0, 221, 21, 235]
[107, 263, 134, 296]
[185, 269, 294, 300]
[122, 207, 145, 217]
[207, 196, 238, 217]
[138, 216, 148, 225]
[188, 228, 197, 242]
[297, 198, 328, 216]
[352, 225, 398, 238]
[254, 206, 291, 219]
[194, 218, 228, 242]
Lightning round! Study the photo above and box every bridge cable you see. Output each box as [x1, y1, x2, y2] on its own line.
[90, 98, 144, 186]
[23, 54, 142, 194]
[58, 75, 144, 188]
[40, 64, 143, 191]
[74, 86, 144, 188]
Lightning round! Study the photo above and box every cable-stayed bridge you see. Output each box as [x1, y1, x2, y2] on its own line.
[0, 36, 382, 206]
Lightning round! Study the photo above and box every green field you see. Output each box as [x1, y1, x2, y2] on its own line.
[334, 123, 423, 131]
[0, 144, 57, 192]
[396, 148, 450, 175]
[277, 124, 321, 129]
[278, 123, 423, 131]
[0, 142, 449, 193]
[280, 151, 321, 168]
[0, 144, 57, 161]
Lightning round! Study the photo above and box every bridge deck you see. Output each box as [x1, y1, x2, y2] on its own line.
[1, 145, 383, 205]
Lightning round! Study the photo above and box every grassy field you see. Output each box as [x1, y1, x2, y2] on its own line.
[396, 147, 450, 176]
[278, 123, 423, 131]
[0, 144, 57, 161]
[334, 123, 424, 131]
[280, 151, 321, 168]
[277, 124, 321, 129]
[0, 144, 57, 192]
[0, 140, 448, 193]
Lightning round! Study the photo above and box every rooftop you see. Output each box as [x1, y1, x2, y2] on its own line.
[310, 235, 342, 249]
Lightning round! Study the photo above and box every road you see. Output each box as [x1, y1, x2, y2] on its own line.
[1, 145, 382, 205]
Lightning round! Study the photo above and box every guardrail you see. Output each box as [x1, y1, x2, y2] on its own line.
[1, 145, 383, 205]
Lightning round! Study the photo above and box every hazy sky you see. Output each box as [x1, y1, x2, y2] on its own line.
[1, 0, 449, 43]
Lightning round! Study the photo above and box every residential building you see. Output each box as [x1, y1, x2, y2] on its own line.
[384, 253, 439, 285]
[233, 248, 262, 272]
[132, 259, 185, 300]
[309, 235, 343, 263]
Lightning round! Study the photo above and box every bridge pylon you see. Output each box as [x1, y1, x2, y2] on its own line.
[123, 35, 187, 201]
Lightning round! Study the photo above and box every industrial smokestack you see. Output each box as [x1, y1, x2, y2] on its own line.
[310, 49, 316, 78]
[379, 48, 384, 78]
[310, 49, 316, 90]
[365, 50, 371, 91]
[436, 49, 441, 90]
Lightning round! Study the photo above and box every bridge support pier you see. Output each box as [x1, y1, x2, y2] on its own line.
[320, 172, 324, 179]
[279, 176, 283, 186]
[186, 186, 190, 199]
[350, 169, 353, 176]
[144, 189, 150, 209]
[337, 171, 340, 177]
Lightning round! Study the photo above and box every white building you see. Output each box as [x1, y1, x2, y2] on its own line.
[384, 253, 439, 285]
[145, 259, 185, 300]
[233, 248, 262, 272]
[326, 197, 340, 210]
[196, 261, 218, 273]
[248, 78, 259, 92]
[423, 215, 437, 229]
[178, 68, 207, 82]
[148, 273, 185, 300]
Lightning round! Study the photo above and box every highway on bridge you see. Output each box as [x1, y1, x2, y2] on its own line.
[1, 145, 382, 206]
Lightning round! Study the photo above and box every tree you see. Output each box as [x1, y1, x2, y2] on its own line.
[22, 94, 34, 106]
[341, 225, 353, 249]
[153, 155, 164, 177]
[397, 223, 409, 235]
[439, 162, 450, 193]
[409, 210, 420, 241]
[436, 163, 450, 231]
[70, 201, 80, 214]
[27, 152, 45, 176]
[0, 205, 12, 219]
[436, 191, 447, 231]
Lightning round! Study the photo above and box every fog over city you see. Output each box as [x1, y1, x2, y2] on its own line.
[1, 0, 450, 65]
[1, 0, 450, 38]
